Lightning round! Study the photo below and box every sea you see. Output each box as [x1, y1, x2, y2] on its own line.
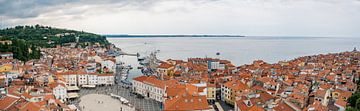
[107, 36, 360, 81]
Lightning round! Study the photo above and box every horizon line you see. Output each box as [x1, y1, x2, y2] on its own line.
[103, 34, 359, 38]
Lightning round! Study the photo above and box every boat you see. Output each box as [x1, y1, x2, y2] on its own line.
[139, 58, 150, 65]
[127, 64, 133, 69]
[121, 76, 127, 80]
[138, 56, 146, 61]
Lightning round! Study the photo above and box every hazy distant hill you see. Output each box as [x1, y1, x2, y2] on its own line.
[105, 34, 244, 38]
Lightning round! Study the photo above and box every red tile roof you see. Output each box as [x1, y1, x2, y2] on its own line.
[164, 94, 210, 111]
[18, 102, 47, 111]
[133, 76, 178, 89]
[0, 95, 19, 110]
[158, 62, 173, 69]
[236, 97, 265, 111]
[223, 80, 249, 91]
[273, 102, 295, 111]
[335, 99, 347, 108]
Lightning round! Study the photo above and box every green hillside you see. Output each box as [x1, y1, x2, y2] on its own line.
[0, 25, 110, 61]
[0, 25, 109, 47]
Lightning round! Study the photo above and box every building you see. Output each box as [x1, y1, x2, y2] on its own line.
[77, 73, 88, 86]
[164, 94, 212, 111]
[49, 83, 68, 102]
[207, 84, 216, 101]
[56, 72, 78, 86]
[0, 52, 13, 60]
[334, 99, 346, 111]
[163, 83, 213, 111]
[97, 74, 114, 86]
[157, 62, 174, 77]
[0, 95, 20, 110]
[235, 96, 265, 111]
[0, 64, 12, 73]
[132, 76, 178, 102]
[87, 73, 98, 85]
[0, 40, 12, 45]
[56, 71, 114, 87]
[85, 63, 97, 73]
[0, 74, 5, 88]
[101, 59, 116, 73]
[208, 60, 225, 71]
[314, 89, 331, 106]
[221, 80, 250, 105]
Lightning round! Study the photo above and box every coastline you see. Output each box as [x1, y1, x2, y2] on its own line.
[105, 35, 245, 38]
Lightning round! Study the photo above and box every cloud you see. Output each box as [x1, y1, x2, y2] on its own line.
[0, 0, 209, 19]
[0, 0, 360, 37]
[0, 0, 219, 27]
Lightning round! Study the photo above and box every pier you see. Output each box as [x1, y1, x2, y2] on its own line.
[106, 46, 139, 57]
[137, 51, 160, 76]
[115, 61, 132, 87]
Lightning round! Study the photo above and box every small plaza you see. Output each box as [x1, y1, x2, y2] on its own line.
[79, 94, 134, 111]
[76, 84, 161, 111]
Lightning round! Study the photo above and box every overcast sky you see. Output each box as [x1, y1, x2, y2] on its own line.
[0, 0, 359, 37]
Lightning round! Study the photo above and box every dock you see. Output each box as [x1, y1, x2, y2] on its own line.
[115, 61, 132, 86]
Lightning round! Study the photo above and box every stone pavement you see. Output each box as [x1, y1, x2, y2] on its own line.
[79, 94, 135, 111]
[77, 85, 161, 111]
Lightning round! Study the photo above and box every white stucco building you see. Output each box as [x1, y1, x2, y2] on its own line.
[97, 74, 114, 86]
[87, 74, 98, 85]
[132, 76, 177, 102]
[49, 83, 68, 102]
[77, 74, 88, 86]
[56, 71, 114, 87]
[61, 74, 78, 86]
[101, 60, 116, 72]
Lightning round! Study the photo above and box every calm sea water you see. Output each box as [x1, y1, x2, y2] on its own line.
[107, 37, 360, 80]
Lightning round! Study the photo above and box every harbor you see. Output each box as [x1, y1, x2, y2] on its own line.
[115, 61, 133, 87]
[115, 49, 161, 84]
[137, 51, 161, 76]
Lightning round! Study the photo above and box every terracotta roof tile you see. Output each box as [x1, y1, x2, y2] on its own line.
[0, 95, 19, 110]
[158, 62, 173, 69]
[164, 95, 210, 111]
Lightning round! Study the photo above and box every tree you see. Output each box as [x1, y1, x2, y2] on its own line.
[0, 25, 109, 61]
[349, 91, 360, 107]
[356, 98, 360, 110]
[346, 107, 360, 111]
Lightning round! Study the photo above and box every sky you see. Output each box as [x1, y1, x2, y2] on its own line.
[0, 0, 360, 37]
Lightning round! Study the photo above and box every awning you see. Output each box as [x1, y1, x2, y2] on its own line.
[82, 84, 96, 88]
[66, 86, 80, 91]
[67, 93, 79, 98]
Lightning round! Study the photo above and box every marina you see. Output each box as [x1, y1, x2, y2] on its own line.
[115, 61, 133, 86]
